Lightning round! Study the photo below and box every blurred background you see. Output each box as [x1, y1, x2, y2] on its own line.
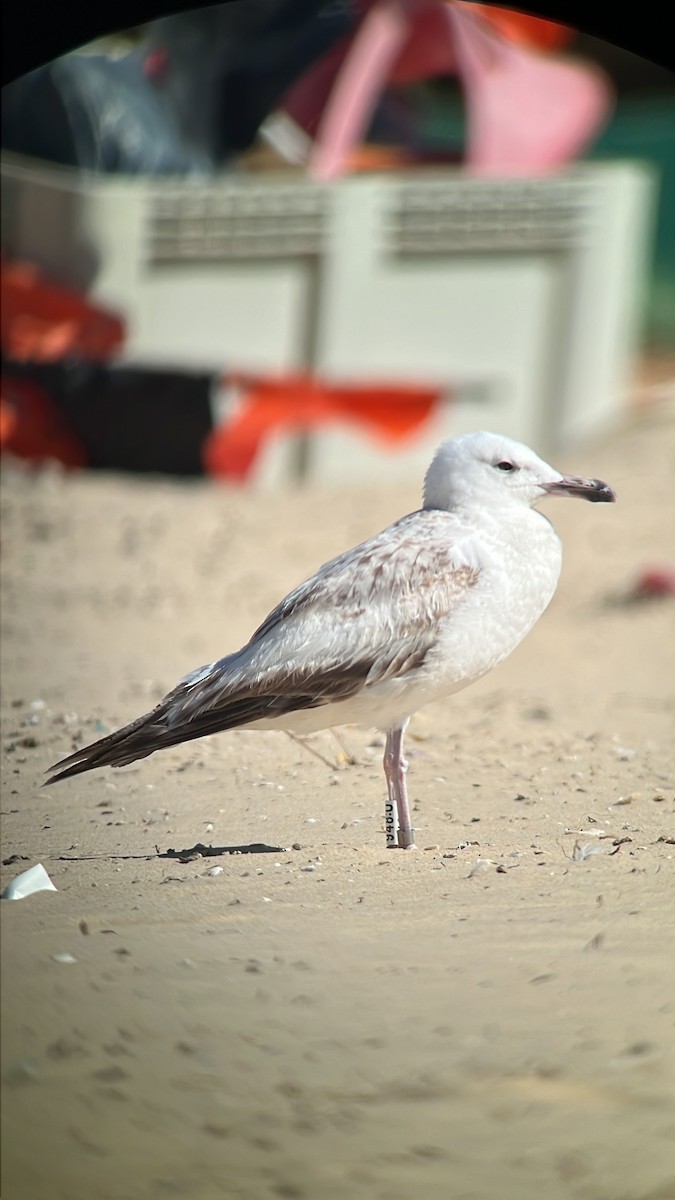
[2, 12, 675, 1200]
[1, 0, 673, 486]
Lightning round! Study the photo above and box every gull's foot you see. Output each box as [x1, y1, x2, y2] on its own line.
[397, 831, 417, 850]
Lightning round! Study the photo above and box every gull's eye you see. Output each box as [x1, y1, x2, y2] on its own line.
[494, 461, 516, 472]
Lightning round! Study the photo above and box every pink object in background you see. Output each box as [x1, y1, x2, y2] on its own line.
[308, 1, 410, 182]
[446, 3, 612, 175]
[282, 1, 612, 181]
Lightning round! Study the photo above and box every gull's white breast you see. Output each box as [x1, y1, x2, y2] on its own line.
[247, 504, 562, 736]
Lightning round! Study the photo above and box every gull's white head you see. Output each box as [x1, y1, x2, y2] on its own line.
[423, 431, 616, 512]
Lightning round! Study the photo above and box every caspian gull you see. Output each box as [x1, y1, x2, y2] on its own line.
[45, 431, 615, 848]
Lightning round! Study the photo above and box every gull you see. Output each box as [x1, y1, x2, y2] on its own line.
[45, 432, 615, 848]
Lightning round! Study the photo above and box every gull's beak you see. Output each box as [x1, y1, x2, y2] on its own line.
[543, 475, 616, 504]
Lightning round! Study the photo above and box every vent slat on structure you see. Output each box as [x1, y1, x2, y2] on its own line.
[146, 182, 328, 263]
[384, 178, 597, 254]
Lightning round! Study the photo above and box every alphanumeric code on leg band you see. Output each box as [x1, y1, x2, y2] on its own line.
[385, 799, 397, 847]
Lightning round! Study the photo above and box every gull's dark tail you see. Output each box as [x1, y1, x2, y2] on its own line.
[43, 669, 325, 787]
[43, 680, 233, 785]
[44, 642, 362, 787]
[43, 700, 248, 785]
[44, 708, 175, 785]
[44, 656, 257, 786]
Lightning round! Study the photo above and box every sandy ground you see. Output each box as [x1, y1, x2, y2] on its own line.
[1, 393, 674, 1200]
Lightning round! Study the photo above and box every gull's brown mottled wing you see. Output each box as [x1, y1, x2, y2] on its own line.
[45, 511, 480, 783]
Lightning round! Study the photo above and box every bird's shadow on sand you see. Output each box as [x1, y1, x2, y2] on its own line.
[56, 841, 288, 863]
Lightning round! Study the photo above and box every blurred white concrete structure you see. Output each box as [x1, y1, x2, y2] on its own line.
[1, 157, 654, 485]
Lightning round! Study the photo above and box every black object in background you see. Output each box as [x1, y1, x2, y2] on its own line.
[1, 1, 356, 172]
[3, 361, 216, 475]
[1, 52, 209, 173]
[142, 0, 355, 162]
[3, 0, 674, 88]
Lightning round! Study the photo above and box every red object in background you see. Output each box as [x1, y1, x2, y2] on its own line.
[1, 259, 125, 363]
[632, 566, 675, 600]
[203, 373, 444, 482]
[1, 258, 124, 467]
[0, 376, 87, 467]
[467, 5, 574, 50]
[143, 47, 169, 80]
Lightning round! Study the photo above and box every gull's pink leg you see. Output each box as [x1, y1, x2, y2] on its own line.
[383, 725, 416, 849]
[383, 733, 398, 849]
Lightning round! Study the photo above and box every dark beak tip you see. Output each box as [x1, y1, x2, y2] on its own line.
[592, 481, 617, 504]
[544, 476, 616, 503]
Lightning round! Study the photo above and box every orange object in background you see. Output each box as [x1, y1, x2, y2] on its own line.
[203, 373, 444, 482]
[1, 259, 125, 363]
[0, 376, 87, 468]
[474, 6, 574, 51]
